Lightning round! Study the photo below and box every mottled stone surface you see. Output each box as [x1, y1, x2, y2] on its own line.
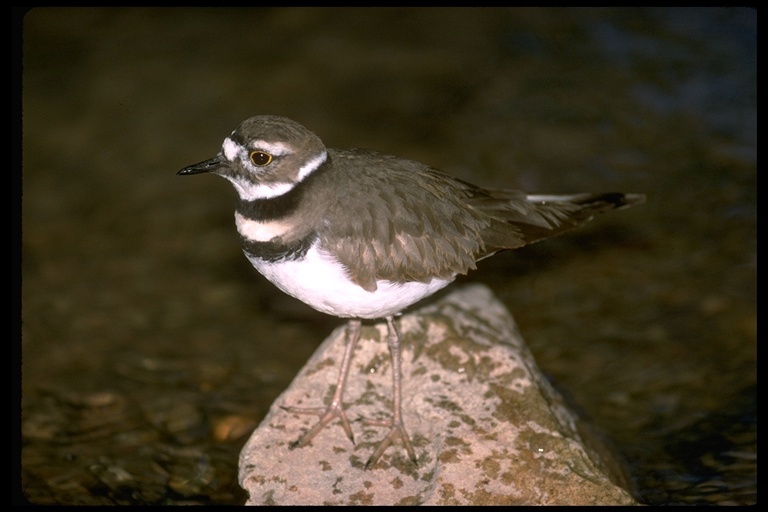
[238, 285, 636, 505]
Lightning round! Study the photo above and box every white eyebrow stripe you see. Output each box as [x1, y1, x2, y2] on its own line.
[223, 138, 294, 161]
[250, 140, 292, 156]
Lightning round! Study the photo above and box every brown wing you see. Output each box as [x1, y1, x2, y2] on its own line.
[317, 150, 494, 291]
[317, 149, 644, 292]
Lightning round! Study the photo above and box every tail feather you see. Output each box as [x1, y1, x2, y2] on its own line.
[526, 192, 645, 210]
[479, 192, 645, 255]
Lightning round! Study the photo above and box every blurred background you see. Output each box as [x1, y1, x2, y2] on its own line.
[18, 7, 755, 505]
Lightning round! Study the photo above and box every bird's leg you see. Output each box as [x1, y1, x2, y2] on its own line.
[283, 319, 361, 448]
[364, 316, 418, 469]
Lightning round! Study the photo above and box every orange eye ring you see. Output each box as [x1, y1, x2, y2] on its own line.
[249, 151, 273, 166]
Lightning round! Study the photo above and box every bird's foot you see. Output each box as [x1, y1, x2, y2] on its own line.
[362, 416, 418, 469]
[282, 401, 355, 448]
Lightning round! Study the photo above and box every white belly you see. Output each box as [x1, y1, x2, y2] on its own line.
[245, 242, 454, 319]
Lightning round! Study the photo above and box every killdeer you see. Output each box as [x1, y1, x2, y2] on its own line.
[178, 115, 644, 468]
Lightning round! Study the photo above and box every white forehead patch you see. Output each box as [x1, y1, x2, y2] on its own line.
[223, 137, 244, 161]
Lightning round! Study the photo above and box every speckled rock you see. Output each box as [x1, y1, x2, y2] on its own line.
[238, 284, 637, 505]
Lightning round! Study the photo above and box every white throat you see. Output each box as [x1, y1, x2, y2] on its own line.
[221, 137, 328, 201]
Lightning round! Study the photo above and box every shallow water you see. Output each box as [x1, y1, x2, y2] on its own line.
[19, 7, 755, 505]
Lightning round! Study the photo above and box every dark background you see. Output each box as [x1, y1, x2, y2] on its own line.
[18, 7, 755, 505]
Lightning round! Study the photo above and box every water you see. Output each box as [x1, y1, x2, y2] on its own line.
[19, 7, 755, 505]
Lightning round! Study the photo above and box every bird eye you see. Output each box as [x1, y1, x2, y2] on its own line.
[249, 151, 273, 166]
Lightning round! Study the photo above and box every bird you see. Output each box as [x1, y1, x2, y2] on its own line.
[177, 115, 644, 469]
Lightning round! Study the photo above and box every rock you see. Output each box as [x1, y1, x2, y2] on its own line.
[238, 284, 637, 505]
